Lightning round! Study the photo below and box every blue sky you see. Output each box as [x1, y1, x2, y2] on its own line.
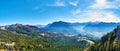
[0, 0, 120, 25]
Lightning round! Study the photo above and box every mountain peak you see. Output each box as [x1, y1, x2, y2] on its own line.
[53, 21, 70, 24]
[47, 21, 71, 27]
[7, 24, 42, 36]
[9, 23, 22, 28]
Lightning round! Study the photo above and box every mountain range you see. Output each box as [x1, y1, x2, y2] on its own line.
[38, 21, 120, 39]
[0, 23, 93, 51]
[0, 21, 120, 51]
[1, 21, 120, 40]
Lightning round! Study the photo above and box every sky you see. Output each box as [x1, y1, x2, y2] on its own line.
[0, 0, 120, 25]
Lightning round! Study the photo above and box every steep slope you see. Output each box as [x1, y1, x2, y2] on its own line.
[87, 26, 120, 51]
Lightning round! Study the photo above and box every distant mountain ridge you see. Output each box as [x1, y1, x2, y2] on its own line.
[42, 21, 120, 39]
[83, 22, 120, 33]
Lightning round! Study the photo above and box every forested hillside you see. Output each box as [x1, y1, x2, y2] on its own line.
[87, 26, 120, 51]
[0, 24, 93, 51]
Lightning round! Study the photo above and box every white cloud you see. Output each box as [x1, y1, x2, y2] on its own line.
[70, 10, 120, 22]
[69, 0, 120, 23]
[50, 0, 66, 6]
[69, 0, 79, 6]
[90, 0, 120, 9]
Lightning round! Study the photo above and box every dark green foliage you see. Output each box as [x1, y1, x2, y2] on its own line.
[88, 26, 120, 51]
